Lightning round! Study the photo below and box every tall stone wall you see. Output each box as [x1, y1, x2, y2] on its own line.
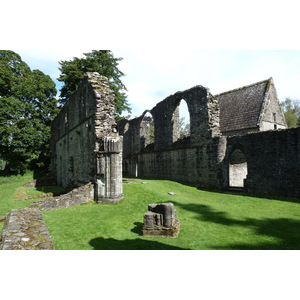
[118, 84, 299, 199]
[51, 72, 123, 203]
[137, 138, 222, 188]
[118, 85, 221, 178]
[222, 128, 300, 198]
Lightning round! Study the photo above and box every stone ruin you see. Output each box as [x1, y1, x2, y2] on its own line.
[118, 78, 300, 199]
[49, 74, 299, 201]
[1, 73, 125, 250]
[142, 203, 180, 238]
[50, 72, 123, 203]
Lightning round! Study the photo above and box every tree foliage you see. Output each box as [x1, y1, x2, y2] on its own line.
[0, 50, 58, 173]
[281, 97, 300, 128]
[57, 50, 131, 117]
[180, 117, 190, 138]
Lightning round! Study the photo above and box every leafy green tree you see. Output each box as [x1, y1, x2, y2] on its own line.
[57, 50, 131, 117]
[281, 97, 300, 128]
[180, 117, 190, 138]
[0, 50, 58, 173]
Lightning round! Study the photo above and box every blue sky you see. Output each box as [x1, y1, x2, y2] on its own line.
[16, 49, 300, 119]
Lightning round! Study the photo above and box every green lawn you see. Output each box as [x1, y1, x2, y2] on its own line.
[0, 172, 63, 232]
[42, 179, 300, 250]
[1, 175, 300, 250]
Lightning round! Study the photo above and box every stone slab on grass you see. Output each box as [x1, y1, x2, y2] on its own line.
[0, 208, 54, 250]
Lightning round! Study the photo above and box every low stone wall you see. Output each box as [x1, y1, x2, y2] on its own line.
[29, 183, 94, 211]
[0, 183, 95, 250]
[0, 208, 55, 250]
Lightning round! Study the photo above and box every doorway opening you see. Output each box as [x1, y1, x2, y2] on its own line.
[229, 149, 248, 188]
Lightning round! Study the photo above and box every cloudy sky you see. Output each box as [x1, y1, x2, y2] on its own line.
[4, 0, 300, 120]
[16, 49, 300, 119]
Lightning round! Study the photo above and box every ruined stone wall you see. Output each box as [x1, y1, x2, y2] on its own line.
[118, 85, 223, 186]
[137, 138, 222, 188]
[51, 74, 101, 187]
[118, 83, 299, 199]
[224, 128, 300, 198]
[151, 85, 220, 150]
[51, 72, 123, 203]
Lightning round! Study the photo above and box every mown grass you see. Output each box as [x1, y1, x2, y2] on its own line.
[1, 174, 300, 250]
[0, 172, 63, 232]
[42, 179, 300, 250]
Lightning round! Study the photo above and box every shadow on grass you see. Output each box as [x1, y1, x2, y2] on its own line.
[129, 177, 300, 204]
[172, 201, 300, 250]
[89, 237, 187, 250]
[89, 221, 188, 250]
[131, 222, 143, 235]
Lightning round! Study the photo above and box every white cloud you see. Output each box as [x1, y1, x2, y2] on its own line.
[12, 49, 300, 118]
[116, 50, 300, 117]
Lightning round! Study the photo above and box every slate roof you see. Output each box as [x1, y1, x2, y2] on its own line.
[215, 78, 270, 133]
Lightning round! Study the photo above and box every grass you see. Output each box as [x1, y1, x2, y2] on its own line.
[1, 174, 300, 250]
[0, 172, 63, 232]
[43, 179, 300, 250]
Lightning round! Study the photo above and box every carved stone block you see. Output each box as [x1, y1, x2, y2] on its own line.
[142, 203, 180, 238]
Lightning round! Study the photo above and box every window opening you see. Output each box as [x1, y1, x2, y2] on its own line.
[178, 100, 190, 138]
[141, 111, 155, 145]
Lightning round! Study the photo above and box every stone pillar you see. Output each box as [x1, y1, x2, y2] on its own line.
[95, 136, 123, 203]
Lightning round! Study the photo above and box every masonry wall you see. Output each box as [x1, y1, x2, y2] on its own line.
[50, 77, 98, 188]
[118, 84, 299, 199]
[136, 138, 222, 188]
[259, 79, 287, 131]
[119, 85, 223, 187]
[50, 72, 123, 203]
[227, 128, 300, 198]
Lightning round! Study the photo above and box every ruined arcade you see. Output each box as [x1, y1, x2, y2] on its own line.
[118, 78, 300, 199]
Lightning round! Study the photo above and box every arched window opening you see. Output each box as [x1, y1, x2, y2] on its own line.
[179, 100, 190, 138]
[141, 111, 155, 146]
[124, 122, 129, 133]
[229, 149, 248, 188]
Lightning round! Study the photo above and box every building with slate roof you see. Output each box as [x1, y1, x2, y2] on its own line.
[215, 77, 287, 136]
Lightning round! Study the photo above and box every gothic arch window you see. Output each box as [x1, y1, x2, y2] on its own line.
[172, 99, 191, 142]
[178, 99, 190, 138]
[140, 111, 155, 147]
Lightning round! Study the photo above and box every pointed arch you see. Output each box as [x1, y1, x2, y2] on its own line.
[140, 110, 155, 147]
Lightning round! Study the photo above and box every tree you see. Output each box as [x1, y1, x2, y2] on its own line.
[281, 97, 300, 128]
[57, 50, 131, 117]
[179, 117, 190, 138]
[0, 50, 58, 173]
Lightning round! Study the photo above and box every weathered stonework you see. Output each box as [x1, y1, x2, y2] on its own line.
[29, 183, 94, 211]
[142, 203, 180, 238]
[0, 208, 55, 250]
[0, 182, 96, 250]
[118, 78, 299, 199]
[50, 72, 123, 203]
